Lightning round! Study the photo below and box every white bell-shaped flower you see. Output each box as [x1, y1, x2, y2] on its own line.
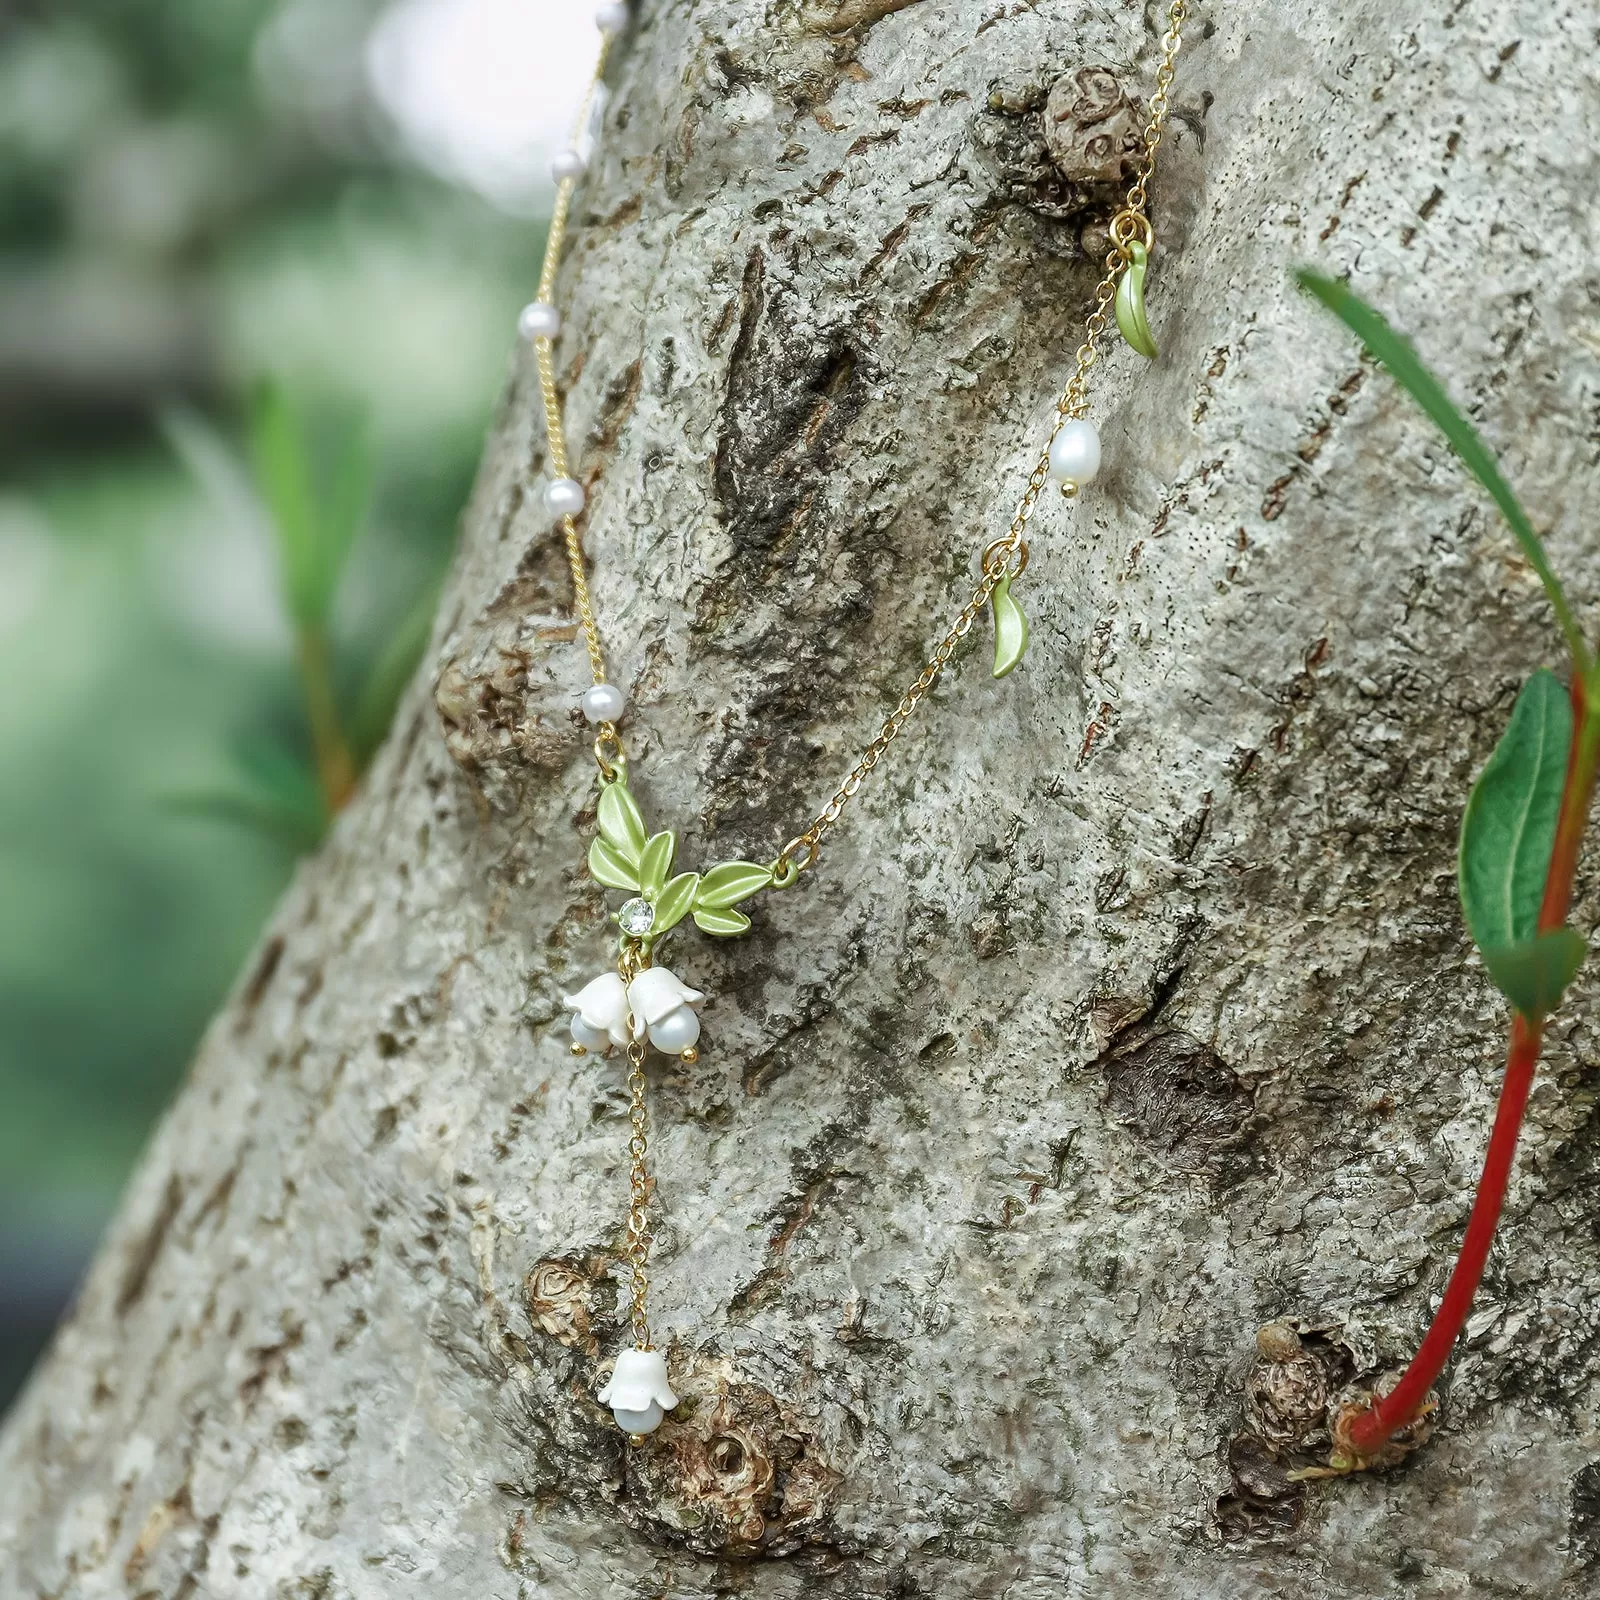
[597, 1346, 678, 1435]
[563, 972, 631, 1052]
[627, 966, 705, 1053]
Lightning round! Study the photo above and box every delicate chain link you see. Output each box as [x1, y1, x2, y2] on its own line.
[615, 940, 655, 1348]
[623, 1042, 653, 1346]
[771, 1, 1188, 879]
[532, 36, 614, 697]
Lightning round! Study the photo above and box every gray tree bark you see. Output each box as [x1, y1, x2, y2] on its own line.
[6, 1, 1600, 1594]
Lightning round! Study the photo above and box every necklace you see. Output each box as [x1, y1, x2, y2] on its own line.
[523, 1, 1189, 1440]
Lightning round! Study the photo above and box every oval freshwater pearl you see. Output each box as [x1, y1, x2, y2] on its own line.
[581, 683, 626, 723]
[517, 301, 560, 341]
[1048, 419, 1101, 487]
[648, 1008, 701, 1055]
[551, 147, 588, 182]
[612, 1401, 664, 1436]
[594, 2, 630, 32]
[545, 477, 586, 518]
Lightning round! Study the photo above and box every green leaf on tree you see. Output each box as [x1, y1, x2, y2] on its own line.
[1296, 270, 1588, 671]
[1479, 929, 1588, 1022]
[1459, 669, 1571, 950]
[652, 872, 700, 935]
[596, 779, 648, 865]
[693, 906, 752, 937]
[1458, 669, 1579, 1016]
[695, 861, 773, 910]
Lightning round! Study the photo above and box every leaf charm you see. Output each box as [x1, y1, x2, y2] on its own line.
[990, 571, 1029, 679]
[1114, 240, 1158, 360]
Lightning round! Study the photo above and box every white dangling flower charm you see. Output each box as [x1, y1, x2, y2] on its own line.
[597, 1347, 678, 1436]
[627, 967, 705, 1054]
[563, 966, 705, 1058]
[563, 973, 631, 1053]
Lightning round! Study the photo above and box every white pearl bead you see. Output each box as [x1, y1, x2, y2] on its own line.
[612, 1401, 664, 1435]
[518, 301, 561, 341]
[648, 1008, 700, 1054]
[545, 477, 586, 518]
[571, 1015, 609, 1052]
[581, 683, 626, 723]
[594, 3, 629, 33]
[1048, 419, 1102, 487]
[551, 147, 588, 182]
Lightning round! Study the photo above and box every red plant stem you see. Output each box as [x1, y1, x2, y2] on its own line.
[1346, 671, 1600, 1460]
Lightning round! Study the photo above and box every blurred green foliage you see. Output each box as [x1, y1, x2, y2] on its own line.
[0, 0, 540, 1402]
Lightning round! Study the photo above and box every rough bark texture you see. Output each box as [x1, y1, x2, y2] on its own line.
[6, 2, 1600, 1595]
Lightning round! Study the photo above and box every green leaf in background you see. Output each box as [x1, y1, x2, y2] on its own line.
[596, 779, 648, 865]
[351, 585, 440, 762]
[1459, 669, 1572, 953]
[638, 831, 677, 897]
[1296, 270, 1589, 672]
[693, 906, 752, 937]
[159, 736, 328, 852]
[1479, 929, 1588, 1021]
[652, 872, 700, 935]
[247, 381, 371, 631]
[695, 861, 774, 910]
[588, 836, 640, 892]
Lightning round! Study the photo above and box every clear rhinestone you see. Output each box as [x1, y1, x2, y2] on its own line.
[617, 898, 655, 937]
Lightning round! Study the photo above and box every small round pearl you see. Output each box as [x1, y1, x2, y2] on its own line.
[648, 1008, 701, 1055]
[545, 477, 586, 518]
[594, 2, 630, 33]
[1048, 419, 1102, 488]
[518, 301, 561, 341]
[581, 683, 626, 724]
[551, 147, 588, 182]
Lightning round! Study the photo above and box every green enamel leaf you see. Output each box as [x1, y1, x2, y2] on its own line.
[1459, 669, 1572, 957]
[597, 779, 648, 865]
[693, 906, 752, 937]
[589, 835, 640, 892]
[1114, 241, 1158, 360]
[695, 861, 774, 910]
[1479, 929, 1588, 1021]
[991, 571, 1029, 679]
[638, 831, 677, 896]
[652, 872, 700, 935]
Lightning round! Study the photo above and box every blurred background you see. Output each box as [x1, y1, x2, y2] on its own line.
[0, 0, 598, 1411]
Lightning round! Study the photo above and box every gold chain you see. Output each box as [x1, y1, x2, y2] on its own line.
[532, 5, 1187, 878]
[532, 36, 613, 694]
[772, 0, 1188, 879]
[613, 940, 655, 1346]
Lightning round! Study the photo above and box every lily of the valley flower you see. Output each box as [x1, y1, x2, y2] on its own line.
[564, 973, 631, 1052]
[563, 966, 706, 1056]
[597, 1346, 678, 1435]
[627, 966, 704, 1054]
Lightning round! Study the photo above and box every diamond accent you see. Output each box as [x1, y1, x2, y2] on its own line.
[618, 897, 655, 937]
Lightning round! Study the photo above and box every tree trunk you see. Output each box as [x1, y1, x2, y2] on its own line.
[6, 2, 1600, 1594]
